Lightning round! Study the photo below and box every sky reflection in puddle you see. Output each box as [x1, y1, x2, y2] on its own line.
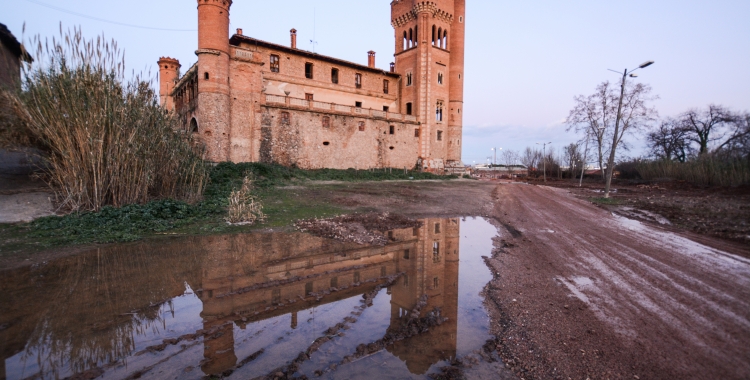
[0, 217, 497, 379]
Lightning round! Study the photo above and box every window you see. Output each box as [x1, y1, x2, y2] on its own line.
[434, 223, 441, 233]
[305, 62, 313, 79]
[383, 106, 389, 112]
[383, 79, 389, 94]
[355, 101, 362, 108]
[433, 277, 439, 288]
[433, 242, 440, 262]
[305, 93, 313, 101]
[403, 249, 410, 259]
[355, 73, 362, 89]
[322, 116, 330, 128]
[406, 72, 412, 86]
[281, 111, 290, 125]
[204, 72, 209, 80]
[438, 72, 443, 85]
[414, 128, 420, 137]
[270, 54, 280, 72]
[406, 102, 412, 115]
[436, 101, 444, 122]
[331, 68, 339, 84]
[358, 121, 365, 131]
[389, 125, 395, 135]
[437, 130, 443, 141]
[403, 274, 409, 287]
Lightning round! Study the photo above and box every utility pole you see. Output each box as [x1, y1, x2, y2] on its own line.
[537, 142, 551, 182]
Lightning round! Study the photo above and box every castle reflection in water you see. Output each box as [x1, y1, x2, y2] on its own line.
[0, 218, 462, 379]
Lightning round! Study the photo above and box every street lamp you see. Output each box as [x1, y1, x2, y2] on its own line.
[603, 60, 655, 198]
[536, 142, 551, 182]
[491, 147, 501, 166]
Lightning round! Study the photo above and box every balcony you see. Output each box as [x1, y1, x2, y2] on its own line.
[264, 94, 418, 124]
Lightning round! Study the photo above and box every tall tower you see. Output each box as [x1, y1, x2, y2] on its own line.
[447, 0, 465, 165]
[157, 57, 180, 111]
[196, 0, 232, 162]
[392, 0, 463, 172]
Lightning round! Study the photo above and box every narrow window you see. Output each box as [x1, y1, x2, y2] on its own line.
[437, 130, 443, 141]
[305, 282, 313, 295]
[281, 111, 290, 125]
[358, 121, 365, 131]
[403, 31, 408, 50]
[406, 72, 412, 86]
[433, 277, 439, 288]
[383, 79, 389, 94]
[270, 54, 280, 72]
[355, 101, 362, 108]
[414, 128, 420, 137]
[403, 249, 410, 259]
[459, 16, 463, 23]
[414, 25, 418, 46]
[436, 101, 443, 122]
[406, 102, 412, 115]
[438, 72, 443, 85]
[204, 72, 209, 80]
[389, 125, 395, 135]
[355, 73, 362, 89]
[434, 223, 441, 233]
[305, 62, 313, 79]
[322, 116, 330, 128]
[305, 93, 313, 101]
[432, 25, 436, 46]
[443, 30, 448, 48]
[331, 68, 339, 84]
[433, 242, 440, 262]
[383, 106, 389, 112]
[409, 28, 413, 48]
[438, 28, 443, 48]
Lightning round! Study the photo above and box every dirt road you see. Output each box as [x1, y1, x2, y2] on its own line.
[485, 183, 750, 379]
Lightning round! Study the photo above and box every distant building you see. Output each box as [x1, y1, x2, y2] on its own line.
[158, 0, 466, 172]
[0, 23, 32, 91]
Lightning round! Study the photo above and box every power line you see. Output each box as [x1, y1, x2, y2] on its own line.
[24, 0, 197, 32]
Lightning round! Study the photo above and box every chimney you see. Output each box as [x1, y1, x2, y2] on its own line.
[236, 28, 243, 35]
[390, 62, 395, 73]
[367, 51, 376, 68]
[290, 28, 297, 49]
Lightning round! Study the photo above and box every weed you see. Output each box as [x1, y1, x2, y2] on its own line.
[225, 177, 265, 225]
[590, 197, 622, 205]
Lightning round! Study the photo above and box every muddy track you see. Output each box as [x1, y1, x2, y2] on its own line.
[485, 183, 750, 380]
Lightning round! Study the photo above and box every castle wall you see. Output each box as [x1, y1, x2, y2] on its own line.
[257, 105, 420, 169]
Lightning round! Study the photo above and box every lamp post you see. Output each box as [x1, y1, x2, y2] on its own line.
[536, 142, 551, 182]
[603, 60, 654, 198]
[491, 147, 501, 166]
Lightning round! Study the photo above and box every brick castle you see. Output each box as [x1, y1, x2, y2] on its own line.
[158, 0, 466, 172]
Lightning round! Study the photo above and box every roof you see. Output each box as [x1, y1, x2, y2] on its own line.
[229, 34, 400, 78]
[0, 23, 33, 62]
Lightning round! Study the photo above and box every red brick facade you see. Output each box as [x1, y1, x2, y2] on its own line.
[160, 0, 466, 171]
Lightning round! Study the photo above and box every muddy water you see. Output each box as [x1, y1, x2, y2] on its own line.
[0, 217, 499, 379]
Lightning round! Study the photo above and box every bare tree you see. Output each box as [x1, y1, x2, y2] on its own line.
[566, 82, 617, 180]
[679, 105, 740, 155]
[647, 118, 691, 162]
[520, 147, 539, 177]
[563, 143, 582, 178]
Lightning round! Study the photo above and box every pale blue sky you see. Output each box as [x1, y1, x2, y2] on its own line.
[2, 0, 749, 164]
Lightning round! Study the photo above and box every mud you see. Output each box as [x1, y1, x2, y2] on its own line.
[295, 212, 422, 245]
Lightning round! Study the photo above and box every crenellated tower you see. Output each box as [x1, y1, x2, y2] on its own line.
[392, 0, 464, 172]
[157, 57, 181, 111]
[196, 0, 233, 161]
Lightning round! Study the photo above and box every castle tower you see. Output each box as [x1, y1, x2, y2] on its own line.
[392, 0, 462, 172]
[197, 0, 232, 161]
[447, 0, 465, 164]
[157, 57, 180, 111]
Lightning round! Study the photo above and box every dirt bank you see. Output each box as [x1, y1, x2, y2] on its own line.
[485, 183, 750, 379]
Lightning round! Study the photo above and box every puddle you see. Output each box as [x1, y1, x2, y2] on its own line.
[0, 217, 499, 379]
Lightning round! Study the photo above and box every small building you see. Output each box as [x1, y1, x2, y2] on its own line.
[0, 23, 32, 91]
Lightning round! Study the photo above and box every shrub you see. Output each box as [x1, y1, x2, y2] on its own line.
[636, 157, 750, 186]
[225, 176, 265, 225]
[2, 27, 208, 212]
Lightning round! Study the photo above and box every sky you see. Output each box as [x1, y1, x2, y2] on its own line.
[2, 0, 749, 165]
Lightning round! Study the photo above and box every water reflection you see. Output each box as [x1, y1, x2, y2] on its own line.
[0, 217, 495, 379]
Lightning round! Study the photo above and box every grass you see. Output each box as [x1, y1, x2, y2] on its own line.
[590, 197, 622, 205]
[636, 157, 750, 187]
[0, 162, 456, 257]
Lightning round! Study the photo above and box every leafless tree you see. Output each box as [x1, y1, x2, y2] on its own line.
[679, 105, 741, 155]
[520, 147, 541, 177]
[563, 143, 582, 178]
[566, 82, 618, 180]
[647, 118, 691, 162]
[501, 149, 519, 167]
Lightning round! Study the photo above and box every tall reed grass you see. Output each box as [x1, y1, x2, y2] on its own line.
[636, 157, 750, 186]
[2, 27, 208, 211]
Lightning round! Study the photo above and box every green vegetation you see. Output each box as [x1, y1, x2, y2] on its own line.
[590, 197, 622, 205]
[0, 162, 456, 254]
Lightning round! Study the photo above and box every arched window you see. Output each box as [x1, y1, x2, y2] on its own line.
[190, 118, 198, 133]
[432, 25, 436, 46]
[414, 26, 418, 46]
[408, 28, 413, 48]
[436, 101, 444, 122]
[437, 28, 443, 48]
[403, 31, 407, 50]
[443, 30, 448, 48]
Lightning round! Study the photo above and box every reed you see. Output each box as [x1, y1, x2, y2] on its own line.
[3, 27, 207, 212]
[636, 157, 750, 187]
[225, 176, 265, 225]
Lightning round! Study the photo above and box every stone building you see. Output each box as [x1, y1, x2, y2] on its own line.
[158, 0, 466, 172]
[0, 23, 32, 91]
